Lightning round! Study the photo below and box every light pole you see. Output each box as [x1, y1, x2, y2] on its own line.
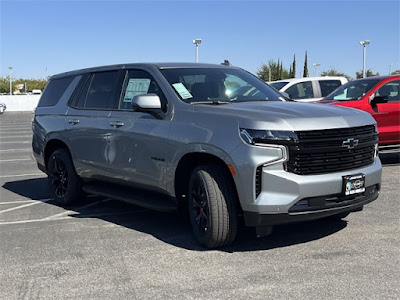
[8, 66, 13, 95]
[360, 40, 370, 78]
[312, 63, 321, 76]
[192, 39, 202, 63]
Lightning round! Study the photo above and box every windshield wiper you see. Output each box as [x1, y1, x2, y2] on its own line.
[191, 100, 230, 105]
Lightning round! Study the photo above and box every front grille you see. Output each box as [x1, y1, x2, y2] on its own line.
[287, 125, 378, 175]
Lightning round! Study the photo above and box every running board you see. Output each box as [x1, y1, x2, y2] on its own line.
[82, 184, 178, 213]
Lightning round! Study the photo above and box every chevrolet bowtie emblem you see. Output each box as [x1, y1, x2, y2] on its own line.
[342, 138, 359, 149]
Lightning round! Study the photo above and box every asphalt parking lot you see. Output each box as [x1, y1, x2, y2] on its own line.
[0, 112, 399, 300]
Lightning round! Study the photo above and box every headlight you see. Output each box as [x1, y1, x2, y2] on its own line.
[240, 128, 298, 145]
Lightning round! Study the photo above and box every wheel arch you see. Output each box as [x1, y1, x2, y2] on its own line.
[174, 152, 241, 212]
[44, 139, 70, 169]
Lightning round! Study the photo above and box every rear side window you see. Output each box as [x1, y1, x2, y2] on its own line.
[75, 71, 121, 110]
[286, 81, 314, 99]
[38, 77, 74, 107]
[319, 80, 342, 97]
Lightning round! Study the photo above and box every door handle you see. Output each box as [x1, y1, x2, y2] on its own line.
[110, 121, 124, 128]
[68, 119, 80, 125]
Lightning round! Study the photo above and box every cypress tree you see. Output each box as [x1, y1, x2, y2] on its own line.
[292, 54, 296, 78]
[303, 51, 309, 77]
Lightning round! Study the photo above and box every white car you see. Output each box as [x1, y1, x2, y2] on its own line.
[269, 76, 348, 102]
[0, 102, 6, 114]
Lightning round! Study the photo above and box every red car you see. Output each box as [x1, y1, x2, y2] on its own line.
[320, 75, 400, 153]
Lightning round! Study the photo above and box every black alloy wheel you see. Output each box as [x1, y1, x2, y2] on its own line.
[190, 174, 210, 236]
[50, 156, 69, 198]
[47, 148, 82, 205]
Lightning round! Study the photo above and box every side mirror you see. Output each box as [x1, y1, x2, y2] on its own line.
[280, 91, 290, 99]
[370, 94, 389, 106]
[132, 94, 161, 110]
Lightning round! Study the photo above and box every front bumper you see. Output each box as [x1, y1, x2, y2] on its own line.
[244, 184, 379, 226]
[229, 142, 382, 221]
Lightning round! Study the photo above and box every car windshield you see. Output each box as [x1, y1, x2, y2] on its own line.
[160, 67, 283, 104]
[324, 79, 380, 101]
[269, 81, 289, 91]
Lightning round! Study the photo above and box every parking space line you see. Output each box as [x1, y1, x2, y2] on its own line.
[0, 200, 38, 205]
[42, 198, 112, 220]
[0, 158, 32, 162]
[0, 209, 147, 226]
[0, 198, 52, 214]
[0, 173, 44, 178]
[0, 148, 32, 152]
[1, 141, 31, 144]
[0, 135, 32, 139]
[0, 131, 32, 134]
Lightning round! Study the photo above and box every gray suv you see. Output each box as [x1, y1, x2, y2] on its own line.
[32, 63, 382, 248]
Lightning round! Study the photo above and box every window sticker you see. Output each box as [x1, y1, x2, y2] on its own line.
[123, 78, 151, 102]
[172, 83, 193, 99]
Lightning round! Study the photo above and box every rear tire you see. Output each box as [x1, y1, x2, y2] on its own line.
[188, 165, 238, 249]
[47, 148, 82, 205]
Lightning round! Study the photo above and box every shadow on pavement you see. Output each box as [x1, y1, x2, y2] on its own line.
[379, 153, 400, 166]
[3, 178, 348, 252]
[3, 178, 50, 200]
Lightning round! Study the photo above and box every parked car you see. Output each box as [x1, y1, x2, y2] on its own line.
[269, 76, 348, 102]
[0, 102, 6, 114]
[319, 75, 400, 153]
[32, 63, 381, 248]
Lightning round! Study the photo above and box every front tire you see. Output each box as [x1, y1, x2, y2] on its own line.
[47, 148, 82, 205]
[188, 165, 238, 249]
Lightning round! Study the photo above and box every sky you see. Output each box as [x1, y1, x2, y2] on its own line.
[0, 0, 399, 80]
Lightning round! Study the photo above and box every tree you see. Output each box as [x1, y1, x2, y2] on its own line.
[257, 59, 290, 82]
[0, 76, 9, 93]
[0, 77, 47, 93]
[291, 54, 296, 78]
[355, 69, 380, 79]
[303, 51, 309, 77]
[320, 69, 352, 81]
[391, 70, 400, 75]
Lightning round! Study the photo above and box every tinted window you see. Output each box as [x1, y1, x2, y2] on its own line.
[85, 71, 120, 109]
[38, 77, 74, 107]
[74, 71, 121, 109]
[376, 80, 400, 102]
[269, 81, 289, 91]
[75, 75, 91, 108]
[120, 69, 168, 112]
[286, 81, 314, 99]
[319, 80, 342, 97]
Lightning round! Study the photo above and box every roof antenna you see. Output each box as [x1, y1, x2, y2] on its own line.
[221, 60, 232, 66]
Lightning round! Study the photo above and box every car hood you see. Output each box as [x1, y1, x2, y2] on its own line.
[192, 101, 375, 131]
